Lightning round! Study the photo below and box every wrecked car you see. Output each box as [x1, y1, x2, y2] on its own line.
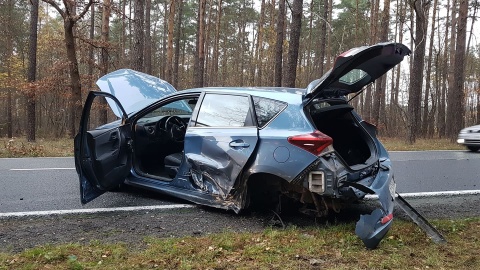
[74, 42, 411, 248]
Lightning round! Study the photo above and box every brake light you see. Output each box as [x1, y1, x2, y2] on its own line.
[288, 131, 333, 156]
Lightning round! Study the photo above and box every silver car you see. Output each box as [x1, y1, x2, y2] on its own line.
[74, 42, 410, 248]
[457, 125, 480, 152]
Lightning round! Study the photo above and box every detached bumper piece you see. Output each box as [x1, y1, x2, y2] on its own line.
[355, 208, 393, 249]
[352, 165, 396, 249]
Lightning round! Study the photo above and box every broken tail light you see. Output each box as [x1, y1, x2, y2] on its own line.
[288, 130, 333, 156]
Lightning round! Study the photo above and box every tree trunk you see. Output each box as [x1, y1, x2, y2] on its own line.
[194, 0, 206, 87]
[101, 0, 111, 76]
[41, 0, 94, 136]
[121, 0, 127, 66]
[204, 0, 214, 87]
[132, 0, 145, 72]
[422, 0, 437, 137]
[99, 0, 111, 125]
[173, 0, 184, 89]
[437, 0, 451, 138]
[166, 0, 176, 82]
[27, 0, 39, 142]
[406, 0, 428, 144]
[445, 0, 458, 137]
[446, 0, 468, 140]
[64, 19, 82, 137]
[144, 0, 152, 74]
[274, 0, 285, 87]
[255, 0, 266, 86]
[284, 0, 303, 88]
[212, 0, 222, 87]
[466, 1, 478, 56]
[318, 0, 328, 76]
[326, 0, 333, 69]
[5, 0, 14, 138]
[88, 4, 94, 85]
[372, 0, 390, 127]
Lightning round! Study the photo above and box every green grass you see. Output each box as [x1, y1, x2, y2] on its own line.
[1, 218, 479, 269]
[0, 137, 464, 158]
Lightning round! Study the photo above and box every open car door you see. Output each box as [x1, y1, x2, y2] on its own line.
[74, 91, 132, 204]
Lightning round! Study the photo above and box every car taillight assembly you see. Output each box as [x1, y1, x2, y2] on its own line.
[288, 130, 333, 156]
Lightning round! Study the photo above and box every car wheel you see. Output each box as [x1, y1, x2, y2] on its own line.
[467, 146, 480, 152]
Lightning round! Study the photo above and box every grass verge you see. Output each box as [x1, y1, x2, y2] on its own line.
[380, 137, 464, 151]
[1, 218, 479, 269]
[0, 137, 73, 158]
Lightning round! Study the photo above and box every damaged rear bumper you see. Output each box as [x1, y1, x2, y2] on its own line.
[353, 160, 396, 249]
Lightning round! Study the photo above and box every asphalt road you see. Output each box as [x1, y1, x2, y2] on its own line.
[1, 150, 479, 213]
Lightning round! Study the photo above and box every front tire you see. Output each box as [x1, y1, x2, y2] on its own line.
[467, 146, 480, 152]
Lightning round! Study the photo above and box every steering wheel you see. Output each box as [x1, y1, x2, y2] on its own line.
[164, 116, 186, 143]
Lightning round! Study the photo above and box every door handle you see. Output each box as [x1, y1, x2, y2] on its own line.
[229, 141, 250, 148]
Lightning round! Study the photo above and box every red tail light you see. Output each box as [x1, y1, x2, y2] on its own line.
[288, 131, 333, 156]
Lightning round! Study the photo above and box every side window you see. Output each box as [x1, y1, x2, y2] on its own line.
[142, 99, 193, 119]
[195, 94, 253, 127]
[252, 96, 287, 128]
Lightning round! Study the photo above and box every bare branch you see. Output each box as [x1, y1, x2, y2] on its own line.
[74, 0, 96, 22]
[62, 0, 71, 17]
[41, 0, 65, 18]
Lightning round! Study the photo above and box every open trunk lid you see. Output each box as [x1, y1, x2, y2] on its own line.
[304, 42, 410, 106]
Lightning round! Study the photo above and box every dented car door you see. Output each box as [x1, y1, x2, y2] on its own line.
[184, 93, 258, 200]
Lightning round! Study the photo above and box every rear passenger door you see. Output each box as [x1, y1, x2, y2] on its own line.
[184, 93, 258, 198]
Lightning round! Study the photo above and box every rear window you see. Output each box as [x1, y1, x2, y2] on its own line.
[338, 69, 370, 85]
[253, 97, 287, 128]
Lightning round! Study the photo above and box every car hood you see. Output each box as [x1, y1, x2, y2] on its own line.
[96, 69, 177, 117]
[304, 42, 411, 104]
[462, 125, 480, 131]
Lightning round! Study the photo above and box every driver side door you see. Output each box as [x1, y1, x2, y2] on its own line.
[74, 91, 132, 204]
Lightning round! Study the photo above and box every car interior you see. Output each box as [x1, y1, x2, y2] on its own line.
[132, 97, 198, 180]
[308, 99, 376, 168]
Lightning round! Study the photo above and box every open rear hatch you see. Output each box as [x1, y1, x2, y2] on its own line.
[304, 42, 410, 170]
[304, 42, 411, 106]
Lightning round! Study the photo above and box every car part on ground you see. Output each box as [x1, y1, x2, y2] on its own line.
[395, 193, 447, 244]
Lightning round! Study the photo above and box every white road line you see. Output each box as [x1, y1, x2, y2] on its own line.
[1, 191, 478, 218]
[365, 189, 480, 200]
[10, 168, 75, 171]
[0, 204, 195, 218]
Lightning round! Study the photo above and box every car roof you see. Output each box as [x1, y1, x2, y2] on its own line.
[180, 87, 306, 105]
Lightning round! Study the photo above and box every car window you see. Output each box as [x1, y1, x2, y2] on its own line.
[195, 94, 252, 127]
[338, 69, 370, 85]
[252, 96, 287, 128]
[143, 99, 193, 119]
